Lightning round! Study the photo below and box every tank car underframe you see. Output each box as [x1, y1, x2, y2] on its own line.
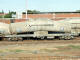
[2, 33, 74, 41]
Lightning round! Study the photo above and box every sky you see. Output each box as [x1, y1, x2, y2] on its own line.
[0, 0, 80, 12]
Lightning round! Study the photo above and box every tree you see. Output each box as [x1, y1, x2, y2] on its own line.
[0, 10, 4, 18]
[2, 10, 4, 13]
[0, 10, 4, 14]
[76, 10, 80, 12]
[4, 11, 16, 18]
[0, 16, 3, 18]
[23, 10, 40, 14]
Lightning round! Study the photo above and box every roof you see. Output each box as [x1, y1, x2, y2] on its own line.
[0, 13, 4, 15]
[0, 13, 8, 16]
[22, 11, 80, 14]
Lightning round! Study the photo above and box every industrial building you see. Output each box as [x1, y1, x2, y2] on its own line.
[22, 12, 80, 19]
[0, 12, 80, 24]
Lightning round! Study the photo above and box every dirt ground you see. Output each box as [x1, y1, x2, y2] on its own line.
[0, 37, 80, 60]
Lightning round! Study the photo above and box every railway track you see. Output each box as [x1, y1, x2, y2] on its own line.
[0, 37, 79, 46]
[0, 37, 80, 60]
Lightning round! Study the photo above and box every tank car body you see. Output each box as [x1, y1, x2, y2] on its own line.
[67, 18, 80, 36]
[0, 18, 74, 40]
[59, 18, 80, 36]
[0, 23, 10, 35]
[4, 18, 72, 40]
[10, 18, 71, 34]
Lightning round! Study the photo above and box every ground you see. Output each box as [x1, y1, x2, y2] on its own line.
[0, 37, 80, 60]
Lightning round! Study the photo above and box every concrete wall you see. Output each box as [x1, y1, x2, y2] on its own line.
[0, 13, 80, 24]
[0, 18, 26, 24]
[22, 13, 80, 20]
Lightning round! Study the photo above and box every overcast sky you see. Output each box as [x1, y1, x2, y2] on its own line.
[0, 0, 80, 12]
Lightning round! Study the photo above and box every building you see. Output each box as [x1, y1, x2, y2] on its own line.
[22, 12, 80, 20]
[0, 12, 80, 24]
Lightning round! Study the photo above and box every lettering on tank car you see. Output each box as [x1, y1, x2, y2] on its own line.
[29, 25, 31, 27]
[26, 25, 32, 28]
[26, 25, 31, 27]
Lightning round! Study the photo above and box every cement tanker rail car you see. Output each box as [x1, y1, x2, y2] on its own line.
[59, 18, 80, 36]
[0, 18, 79, 41]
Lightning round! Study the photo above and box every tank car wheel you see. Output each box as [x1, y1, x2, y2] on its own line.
[41, 37, 45, 40]
[0, 37, 3, 41]
[2, 38, 11, 41]
[17, 37, 23, 41]
[59, 36, 64, 40]
[10, 37, 17, 41]
[7, 38, 12, 41]
[64, 36, 73, 40]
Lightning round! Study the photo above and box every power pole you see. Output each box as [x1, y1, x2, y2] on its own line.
[26, 0, 27, 19]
